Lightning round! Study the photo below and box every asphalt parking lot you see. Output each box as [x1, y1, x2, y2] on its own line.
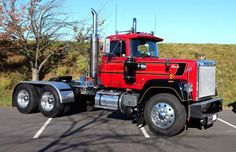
[0, 107, 235, 152]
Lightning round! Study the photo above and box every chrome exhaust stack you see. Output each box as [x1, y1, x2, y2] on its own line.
[132, 18, 137, 33]
[90, 8, 99, 82]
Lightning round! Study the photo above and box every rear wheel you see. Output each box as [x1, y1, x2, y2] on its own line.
[63, 103, 72, 115]
[86, 100, 95, 112]
[39, 86, 65, 117]
[144, 93, 186, 136]
[13, 84, 38, 114]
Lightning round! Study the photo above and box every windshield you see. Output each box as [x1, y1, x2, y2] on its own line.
[131, 39, 158, 57]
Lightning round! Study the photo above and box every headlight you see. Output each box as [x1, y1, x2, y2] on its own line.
[183, 83, 193, 93]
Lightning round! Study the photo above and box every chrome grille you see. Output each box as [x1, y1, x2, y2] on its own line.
[198, 60, 216, 99]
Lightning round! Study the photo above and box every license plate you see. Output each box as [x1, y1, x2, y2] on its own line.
[213, 114, 217, 121]
[207, 114, 217, 125]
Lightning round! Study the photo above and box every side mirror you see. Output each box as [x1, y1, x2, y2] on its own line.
[99, 45, 103, 51]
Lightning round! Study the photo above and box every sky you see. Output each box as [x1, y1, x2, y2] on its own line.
[62, 0, 235, 44]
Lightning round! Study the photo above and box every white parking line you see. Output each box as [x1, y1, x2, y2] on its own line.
[140, 127, 150, 138]
[217, 118, 236, 129]
[33, 118, 53, 139]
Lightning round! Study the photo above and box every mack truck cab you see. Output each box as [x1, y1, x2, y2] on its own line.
[12, 9, 223, 136]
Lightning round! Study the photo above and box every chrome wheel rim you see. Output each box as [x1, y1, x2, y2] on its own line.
[17, 90, 30, 108]
[151, 102, 175, 129]
[41, 92, 55, 112]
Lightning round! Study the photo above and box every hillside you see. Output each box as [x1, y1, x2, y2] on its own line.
[0, 43, 235, 106]
[159, 43, 236, 105]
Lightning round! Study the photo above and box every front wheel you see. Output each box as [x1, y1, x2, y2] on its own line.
[144, 93, 186, 136]
[39, 86, 65, 117]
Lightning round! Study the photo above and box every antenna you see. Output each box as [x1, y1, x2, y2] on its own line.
[154, 15, 156, 35]
[115, 4, 118, 34]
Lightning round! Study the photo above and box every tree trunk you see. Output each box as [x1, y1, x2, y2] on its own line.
[32, 68, 39, 81]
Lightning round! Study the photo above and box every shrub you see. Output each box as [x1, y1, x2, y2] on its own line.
[0, 72, 26, 106]
[55, 66, 69, 76]
[76, 55, 89, 75]
[0, 78, 11, 90]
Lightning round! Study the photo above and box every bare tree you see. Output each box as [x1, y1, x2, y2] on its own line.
[75, 9, 105, 43]
[0, 0, 75, 80]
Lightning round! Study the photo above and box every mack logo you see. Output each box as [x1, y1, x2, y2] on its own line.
[171, 64, 179, 69]
[198, 60, 216, 66]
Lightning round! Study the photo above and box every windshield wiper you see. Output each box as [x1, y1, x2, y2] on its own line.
[138, 54, 151, 57]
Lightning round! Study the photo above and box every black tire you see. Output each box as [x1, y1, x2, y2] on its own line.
[13, 84, 38, 114]
[86, 100, 95, 112]
[39, 86, 65, 117]
[144, 93, 186, 136]
[63, 103, 72, 115]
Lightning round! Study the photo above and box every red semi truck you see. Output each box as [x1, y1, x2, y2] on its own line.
[12, 9, 223, 136]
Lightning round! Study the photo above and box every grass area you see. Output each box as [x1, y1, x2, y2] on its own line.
[0, 92, 11, 107]
[0, 43, 235, 107]
[0, 72, 27, 107]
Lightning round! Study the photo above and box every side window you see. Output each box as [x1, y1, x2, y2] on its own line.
[110, 41, 126, 57]
[104, 39, 110, 54]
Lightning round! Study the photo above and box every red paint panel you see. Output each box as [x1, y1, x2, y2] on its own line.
[99, 33, 199, 101]
[99, 57, 197, 100]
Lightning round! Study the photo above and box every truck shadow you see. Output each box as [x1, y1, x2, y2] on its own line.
[63, 102, 98, 116]
[227, 101, 236, 113]
[107, 111, 134, 121]
[186, 118, 209, 130]
[63, 107, 210, 137]
[36, 110, 199, 152]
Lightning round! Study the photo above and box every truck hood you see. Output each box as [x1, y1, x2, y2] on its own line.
[135, 57, 197, 65]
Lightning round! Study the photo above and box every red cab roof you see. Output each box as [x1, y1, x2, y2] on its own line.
[107, 32, 163, 42]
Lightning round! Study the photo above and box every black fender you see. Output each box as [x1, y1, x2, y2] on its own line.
[138, 79, 191, 105]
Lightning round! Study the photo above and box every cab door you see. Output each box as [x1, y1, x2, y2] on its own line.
[99, 39, 127, 88]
